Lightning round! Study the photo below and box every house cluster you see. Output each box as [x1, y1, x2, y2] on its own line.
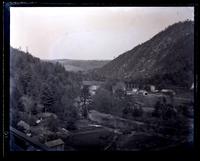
[16, 112, 65, 151]
[112, 81, 176, 96]
[81, 80, 178, 98]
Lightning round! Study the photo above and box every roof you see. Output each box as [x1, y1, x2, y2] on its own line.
[82, 81, 104, 86]
[161, 89, 175, 93]
[10, 127, 50, 151]
[17, 120, 30, 130]
[37, 112, 58, 119]
[45, 139, 64, 147]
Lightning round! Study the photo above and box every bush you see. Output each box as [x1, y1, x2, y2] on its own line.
[29, 116, 37, 126]
[152, 101, 162, 117]
[92, 88, 114, 114]
[66, 121, 77, 131]
[46, 116, 59, 132]
[132, 105, 143, 117]
[177, 104, 193, 118]
[152, 98, 177, 120]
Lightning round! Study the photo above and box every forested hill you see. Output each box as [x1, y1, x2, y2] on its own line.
[97, 21, 194, 88]
[48, 59, 110, 72]
[10, 47, 81, 127]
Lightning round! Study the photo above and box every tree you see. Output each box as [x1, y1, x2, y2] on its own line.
[46, 116, 59, 132]
[63, 104, 78, 130]
[122, 96, 133, 118]
[10, 80, 22, 110]
[18, 67, 33, 95]
[59, 90, 79, 130]
[93, 88, 113, 114]
[162, 104, 177, 120]
[40, 82, 56, 113]
[19, 95, 34, 125]
[152, 97, 177, 120]
[115, 89, 125, 99]
[131, 104, 143, 117]
[152, 100, 162, 117]
[66, 108, 78, 130]
[103, 79, 117, 92]
[80, 86, 90, 118]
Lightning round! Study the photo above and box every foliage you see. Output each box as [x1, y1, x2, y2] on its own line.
[92, 87, 114, 114]
[152, 97, 177, 120]
[46, 116, 59, 132]
[10, 47, 81, 129]
[131, 104, 144, 117]
[96, 21, 194, 89]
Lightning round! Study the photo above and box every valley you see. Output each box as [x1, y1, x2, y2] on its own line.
[10, 20, 194, 151]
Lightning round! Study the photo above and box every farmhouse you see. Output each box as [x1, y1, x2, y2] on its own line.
[124, 81, 140, 90]
[149, 85, 159, 92]
[126, 88, 139, 95]
[138, 90, 148, 96]
[17, 120, 30, 132]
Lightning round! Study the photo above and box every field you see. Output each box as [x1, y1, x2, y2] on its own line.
[131, 92, 193, 108]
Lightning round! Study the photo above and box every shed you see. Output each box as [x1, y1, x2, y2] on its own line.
[45, 139, 64, 151]
[17, 120, 30, 132]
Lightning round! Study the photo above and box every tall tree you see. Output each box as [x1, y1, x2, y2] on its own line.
[80, 86, 90, 118]
[40, 82, 56, 113]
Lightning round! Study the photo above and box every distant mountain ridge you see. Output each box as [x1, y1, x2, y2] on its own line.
[48, 59, 110, 72]
[96, 21, 194, 88]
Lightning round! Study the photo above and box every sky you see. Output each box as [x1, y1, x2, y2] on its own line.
[10, 7, 194, 60]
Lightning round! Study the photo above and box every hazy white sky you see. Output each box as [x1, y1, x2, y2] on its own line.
[10, 7, 194, 60]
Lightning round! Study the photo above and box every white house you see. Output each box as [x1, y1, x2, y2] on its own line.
[138, 90, 148, 96]
[161, 89, 176, 95]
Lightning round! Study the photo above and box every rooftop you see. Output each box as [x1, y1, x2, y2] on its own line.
[45, 139, 64, 147]
[82, 80, 104, 86]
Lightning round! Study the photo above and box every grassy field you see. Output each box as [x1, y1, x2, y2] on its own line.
[132, 92, 193, 108]
[66, 127, 114, 150]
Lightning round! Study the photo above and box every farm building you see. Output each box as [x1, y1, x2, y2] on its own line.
[17, 120, 30, 132]
[150, 85, 159, 92]
[45, 139, 64, 151]
[124, 81, 140, 90]
[138, 90, 148, 96]
[161, 89, 176, 95]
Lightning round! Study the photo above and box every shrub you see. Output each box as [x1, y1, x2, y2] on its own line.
[132, 105, 143, 117]
[152, 101, 162, 117]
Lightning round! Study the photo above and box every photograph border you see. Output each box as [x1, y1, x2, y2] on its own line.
[2, 0, 199, 160]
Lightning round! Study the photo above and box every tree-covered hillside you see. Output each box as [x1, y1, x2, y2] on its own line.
[49, 59, 110, 72]
[10, 47, 81, 130]
[97, 21, 194, 89]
